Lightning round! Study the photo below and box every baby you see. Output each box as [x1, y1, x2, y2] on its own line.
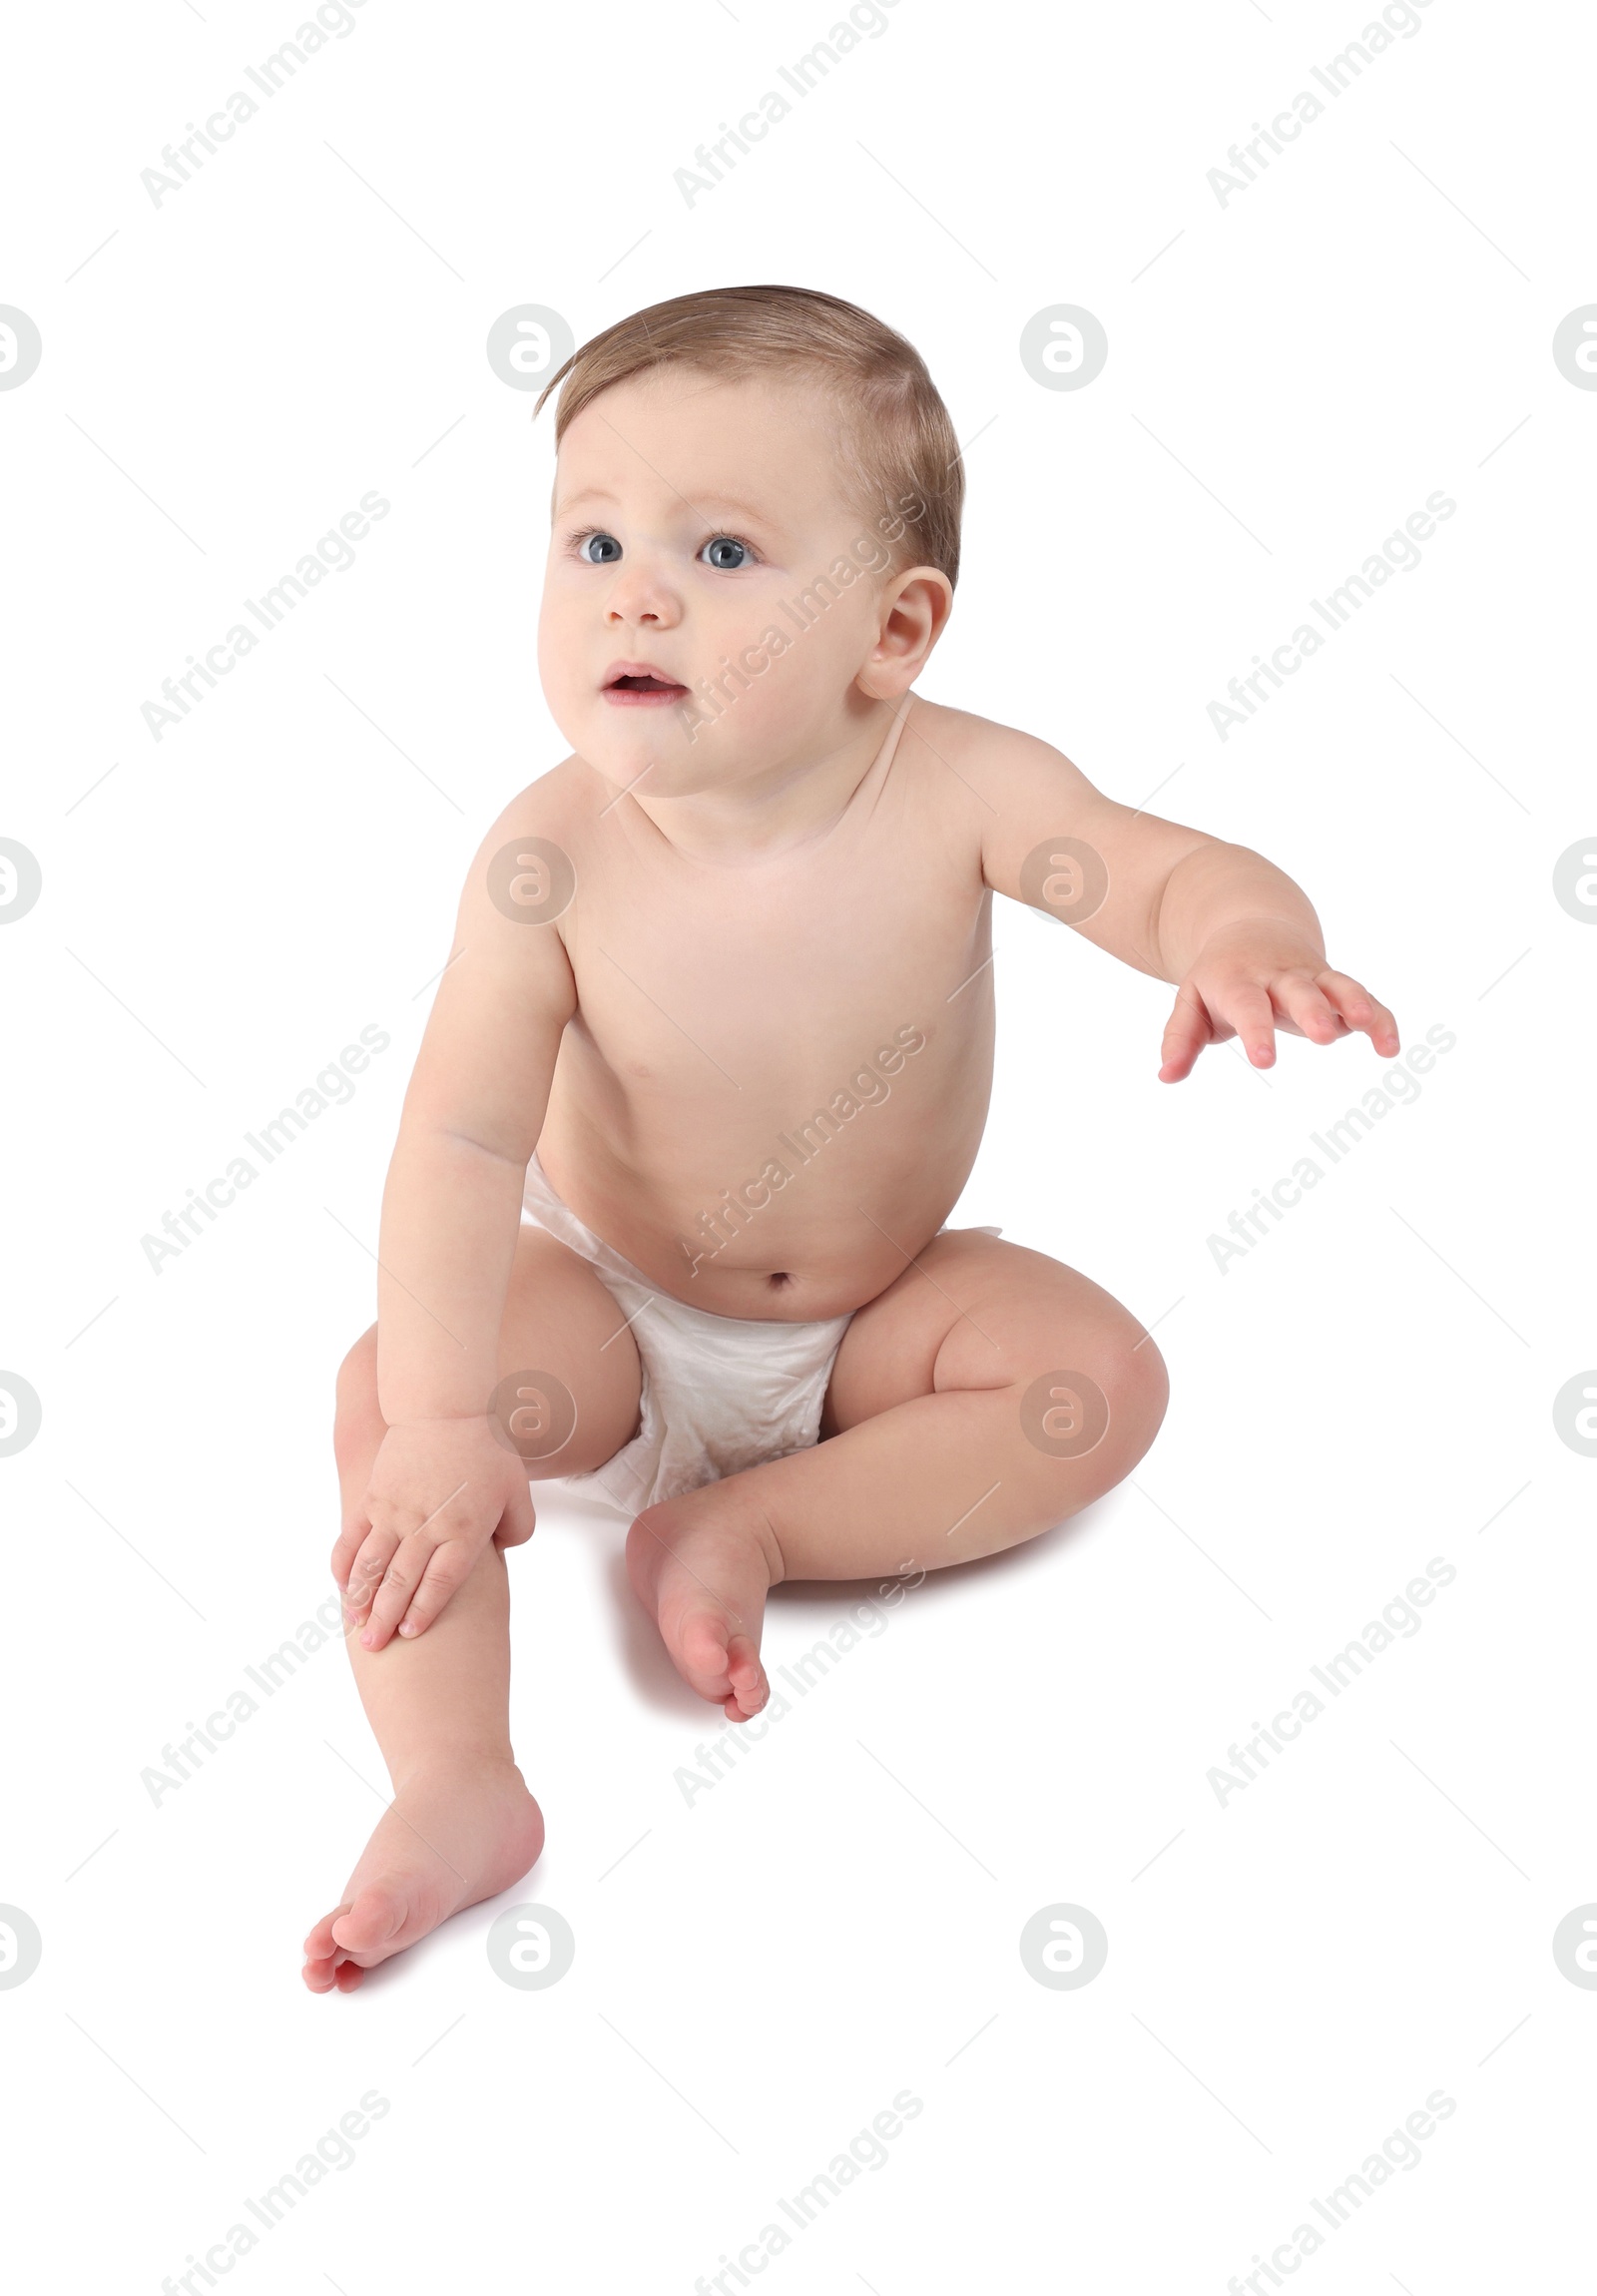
[303, 284, 1397, 1992]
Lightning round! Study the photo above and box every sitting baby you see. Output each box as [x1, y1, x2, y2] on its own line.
[303, 283, 1396, 1992]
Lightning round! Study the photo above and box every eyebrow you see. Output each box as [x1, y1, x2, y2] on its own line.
[555, 485, 779, 528]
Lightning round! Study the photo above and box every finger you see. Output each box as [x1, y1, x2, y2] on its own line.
[1273, 971, 1344, 1045]
[361, 1534, 434, 1648]
[1214, 983, 1278, 1066]
[494, 1481, 538, 1550]
[395, 1542, 475, 1638]
[1318, 971, 1400, 1055]
[1158, 984, 1214, 1082]
[343, 1524, 402, 1622]
[329, 1506, 370, 1590]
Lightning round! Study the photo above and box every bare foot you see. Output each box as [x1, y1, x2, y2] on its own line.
[302, 1757, 543, 1993]
[626, 1496, 779, 1721]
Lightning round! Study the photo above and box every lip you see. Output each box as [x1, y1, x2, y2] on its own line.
[600, 659, 690, 707]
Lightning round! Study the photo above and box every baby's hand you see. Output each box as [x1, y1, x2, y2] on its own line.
[332, 1419, 536, 1649]
[1158, 920, 1398, 1082]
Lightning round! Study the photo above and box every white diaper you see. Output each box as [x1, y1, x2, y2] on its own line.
[519, 1153, 854, 1517]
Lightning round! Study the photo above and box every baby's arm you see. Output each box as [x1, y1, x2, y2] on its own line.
[332, 796, 577, 1649]
[977, 725, 1398, 1078]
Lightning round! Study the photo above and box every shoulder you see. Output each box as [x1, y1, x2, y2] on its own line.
[476, 754, 597, 851]
[897, 698, 1101, 861]
[445, 757, 599, 970]
[900, 697, 1089, 799]
[462, 754, 625, 896]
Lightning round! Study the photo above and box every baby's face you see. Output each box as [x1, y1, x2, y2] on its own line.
[539, 367, 915, 799]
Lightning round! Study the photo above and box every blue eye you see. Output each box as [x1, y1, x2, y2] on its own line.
[578, 531, 622, 564]
[701, 535, 752, 570]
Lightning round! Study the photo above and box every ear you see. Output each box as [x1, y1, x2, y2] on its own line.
[855, 566, 953, 699]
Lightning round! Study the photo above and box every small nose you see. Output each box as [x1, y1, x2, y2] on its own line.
[605, 552, 681, 630]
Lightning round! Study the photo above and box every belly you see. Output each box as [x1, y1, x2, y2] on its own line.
[537, 1014, 994, 1320]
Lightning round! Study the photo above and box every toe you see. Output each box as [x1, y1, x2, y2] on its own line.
[724, 1633, 769, 1721]
[303, 1905, 352, 1961]
[330, 1886, 408, 1958]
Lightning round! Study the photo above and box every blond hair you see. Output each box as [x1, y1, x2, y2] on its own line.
[534, 284, 964, 588]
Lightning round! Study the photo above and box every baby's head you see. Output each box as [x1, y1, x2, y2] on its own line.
[534, 285, 961, 801]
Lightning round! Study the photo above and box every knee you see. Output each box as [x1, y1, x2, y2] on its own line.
[1108, 1329, 1169, 1466]
[1010, 1317, 1168, 1496]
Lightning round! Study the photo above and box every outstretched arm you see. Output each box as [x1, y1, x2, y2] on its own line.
[976, 722, 1399, 1079]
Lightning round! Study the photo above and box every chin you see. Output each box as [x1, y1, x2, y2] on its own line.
[564, 724, 685, 795]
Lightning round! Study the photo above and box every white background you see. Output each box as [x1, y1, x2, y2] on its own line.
[2, 0, 1593, 2288]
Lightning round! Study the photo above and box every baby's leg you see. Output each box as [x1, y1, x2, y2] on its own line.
[627, 1230, 1169, 1718]
[303, 1228, 642, 1992]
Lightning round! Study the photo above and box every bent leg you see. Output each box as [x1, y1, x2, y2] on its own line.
[304, 1225, 642, 1991]
[626, 1230, 1168, 1720]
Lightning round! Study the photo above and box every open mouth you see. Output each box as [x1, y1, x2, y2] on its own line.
[603, 663, 690, 706]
